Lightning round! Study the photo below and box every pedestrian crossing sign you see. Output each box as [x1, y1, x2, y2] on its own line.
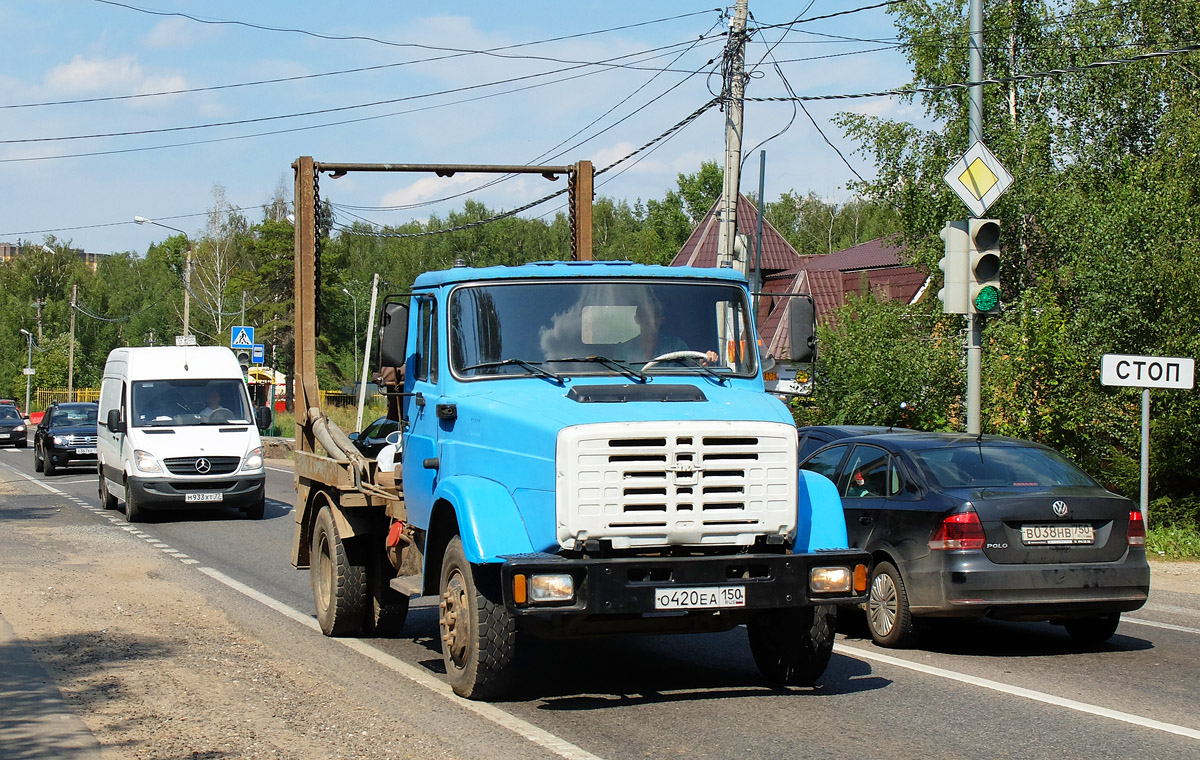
[230, 325, 255, 348]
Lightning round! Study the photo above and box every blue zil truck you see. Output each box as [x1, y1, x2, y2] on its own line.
[288, 159, 868, 700]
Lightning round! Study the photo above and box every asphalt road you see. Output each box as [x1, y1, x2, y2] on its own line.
[3, 443, 1199, 760]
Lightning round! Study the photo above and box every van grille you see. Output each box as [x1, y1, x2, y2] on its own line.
[556, 421, 798, 550]
[164, 456, 241, 475]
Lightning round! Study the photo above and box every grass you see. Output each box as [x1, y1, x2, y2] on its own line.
[1147, 524, 1200, 561]
[262, 401, 388, 440]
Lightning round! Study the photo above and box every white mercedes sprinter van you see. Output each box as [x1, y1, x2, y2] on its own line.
[97, 346, 266, 522]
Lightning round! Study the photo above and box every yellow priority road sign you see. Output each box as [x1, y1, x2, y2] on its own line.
[944, 141, 1013, 217]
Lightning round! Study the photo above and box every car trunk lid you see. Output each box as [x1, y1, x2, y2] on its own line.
[966, 488, 1135, 564]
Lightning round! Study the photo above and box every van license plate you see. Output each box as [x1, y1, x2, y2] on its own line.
[185, 492, 223, 503]
[1020, 523, 1094, 545]
[654, 586, 745, 610]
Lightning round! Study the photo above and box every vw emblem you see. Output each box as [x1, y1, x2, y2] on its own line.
[1051, 500, 1068, 517]
[195, 457, 212, 474]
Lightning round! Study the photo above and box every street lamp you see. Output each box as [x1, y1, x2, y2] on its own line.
[134, 216, 192, 337]
[19, 328, 33, 419]
[342, 287, 358, 377]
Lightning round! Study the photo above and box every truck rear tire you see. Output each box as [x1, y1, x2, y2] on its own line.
[438, 536, 516, 699]
[311, 503, 366, 636]
[748, 604, 836, 686]
[364, 549, 410, 637]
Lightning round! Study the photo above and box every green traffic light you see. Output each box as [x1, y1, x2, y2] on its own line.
[973, 285, 1000, 312]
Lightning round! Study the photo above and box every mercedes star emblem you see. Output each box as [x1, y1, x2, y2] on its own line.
[195, 457, 212, 474]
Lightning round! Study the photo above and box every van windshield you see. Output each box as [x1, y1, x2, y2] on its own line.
[131, 379, 251, 427]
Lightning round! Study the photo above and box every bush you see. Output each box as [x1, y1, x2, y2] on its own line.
[1147, 524, 1200, 561]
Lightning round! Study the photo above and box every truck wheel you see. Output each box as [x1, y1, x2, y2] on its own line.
[748, 604, 836, 686]
[98, 471, 118, 510]
[363, 550, 409, 638]
[124, 485, 145, 523]
[438, 536, 516, 699]
[310, 503, 366, 636]
[1064, 613, 1120, 645]
[867, 561, 917, 648]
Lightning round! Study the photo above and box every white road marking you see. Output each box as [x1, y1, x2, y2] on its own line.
[266, 466, 292, 474]
[833, 642, 1200, 740]
[1123, 617, 1200, 635]
[196, 566, 604, 760]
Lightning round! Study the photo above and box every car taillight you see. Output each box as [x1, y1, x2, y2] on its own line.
[1127, 509, 1146, 546]
[929, 509, 985, 550]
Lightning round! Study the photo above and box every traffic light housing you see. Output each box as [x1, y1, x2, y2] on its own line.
[236, 349, 251, 375]
[937, 221, 969, 314]
[967, 218, 1001, 314]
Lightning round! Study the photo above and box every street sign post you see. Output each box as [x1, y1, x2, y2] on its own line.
[230, 325, 255, 349]
[1101, 353, 1196, 521]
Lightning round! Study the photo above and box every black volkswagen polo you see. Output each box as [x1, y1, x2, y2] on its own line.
[799, 430, 1150, 647]
[34, 401, 99, 476]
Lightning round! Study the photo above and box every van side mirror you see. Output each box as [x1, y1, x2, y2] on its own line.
[255, 405, 273, 432]
[106, 408, 126, 434]
[786, 296, 816, 363]
[379, 301, 409, 370]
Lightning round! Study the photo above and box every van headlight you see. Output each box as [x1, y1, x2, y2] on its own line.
[134, 449, 162, 473]
[243, 447, 263, 471]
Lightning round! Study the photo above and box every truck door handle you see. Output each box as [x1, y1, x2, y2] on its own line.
[858, 516, 873, 526]
[423, 457, 439, 470]
[414, 393, 426, 408]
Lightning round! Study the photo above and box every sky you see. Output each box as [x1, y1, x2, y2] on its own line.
[1, 0, 922, 255]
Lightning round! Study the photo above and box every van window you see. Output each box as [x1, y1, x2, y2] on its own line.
[131, 379, 251, 427]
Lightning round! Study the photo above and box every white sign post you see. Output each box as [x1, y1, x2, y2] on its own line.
[1101, 354, 1196, 522]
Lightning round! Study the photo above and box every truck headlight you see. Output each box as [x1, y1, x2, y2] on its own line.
[809, 566, 852, 594]
[243, 447, 263, 471]
[513, 573, 575, 604]
[134, 449, 161, 474]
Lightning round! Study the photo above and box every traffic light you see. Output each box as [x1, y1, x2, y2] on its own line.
[937, 221, 969, 314]
[967, 218, 1001, 314]
[236, 350, 251, 375]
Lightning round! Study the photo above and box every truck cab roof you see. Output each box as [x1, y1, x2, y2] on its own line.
[412, 260, 749, 289]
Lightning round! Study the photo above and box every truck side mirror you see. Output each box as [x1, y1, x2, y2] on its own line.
[379, 301, 409, 369]
[106, 408, 126, 434]
[786, 296, 816, 363]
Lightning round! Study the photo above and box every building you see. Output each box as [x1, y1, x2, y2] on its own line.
[0, 242, 110, 271]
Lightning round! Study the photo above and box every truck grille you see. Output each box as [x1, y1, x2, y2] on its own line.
[164, 456, 242, 475]
[557, 421, 798, 550]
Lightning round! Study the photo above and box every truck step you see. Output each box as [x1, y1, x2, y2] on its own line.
[389, 575, 422, 597]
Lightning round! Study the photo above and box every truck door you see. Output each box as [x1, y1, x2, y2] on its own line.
[401, 295, 440, 530]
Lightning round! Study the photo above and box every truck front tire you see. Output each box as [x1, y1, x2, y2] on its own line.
[438, 536, 516, 699]
[311, 503, 366, 636]
[748, 604, 836, 686]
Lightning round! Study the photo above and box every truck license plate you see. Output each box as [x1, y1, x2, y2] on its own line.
[1020, 523, 1094, 545]
[185, 492, 224, 503]
[654, 586, 745, 610]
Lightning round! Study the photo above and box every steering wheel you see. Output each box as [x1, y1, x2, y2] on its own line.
[643, 350, 710, 370]
[209, 408, 234, 424]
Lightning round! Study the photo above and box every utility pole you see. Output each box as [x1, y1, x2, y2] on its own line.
[717, 0, 748, 274]
[68, 284, 77, 401]
[965, 0, 985, 434]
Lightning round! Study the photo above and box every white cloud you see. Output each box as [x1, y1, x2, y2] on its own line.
[379, 173, 489, 207]
[142, 18, 200, 49]
[42, 54, 185, 98]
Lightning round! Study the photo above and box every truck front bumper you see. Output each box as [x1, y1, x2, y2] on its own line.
[500, 550, 868, 617]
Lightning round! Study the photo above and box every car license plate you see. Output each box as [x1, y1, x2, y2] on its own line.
[1020, 523, 1094, 545]
[75, 447, 97, 455]
[185, 492, 224, 503]
[654, 586, 745, 610]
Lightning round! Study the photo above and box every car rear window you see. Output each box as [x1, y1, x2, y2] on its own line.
[0, 407, 19, 421]
[911, 445, 1099, 489]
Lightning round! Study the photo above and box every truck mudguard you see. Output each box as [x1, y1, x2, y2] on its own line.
[432, 475, 536, 563]
[792, 469, 850, 552]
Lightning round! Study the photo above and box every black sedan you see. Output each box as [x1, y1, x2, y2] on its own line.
[34, 402, 99, 476]
[799, 430, 1150, 647]
[0, 404, 28, 448]
[349, 416, 400, 459]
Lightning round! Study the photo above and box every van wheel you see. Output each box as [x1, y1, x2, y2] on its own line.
[438, 536, 515, 699]
[98, 471, 118, 510]
[242, 497, 265, 520]
[124, 485, 145, 523]
[748, 605, 836, 686]
[310, 503, 366, 636]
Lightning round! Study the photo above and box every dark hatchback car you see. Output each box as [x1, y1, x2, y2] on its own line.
[0, 404, 28, 448]
[799, 430, 1150, 647]
[34, 402, 99, 476]
[349, 417, 400, 458]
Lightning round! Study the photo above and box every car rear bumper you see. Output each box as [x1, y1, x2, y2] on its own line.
[128, 473, 265, 511]
[905, 550, 1151, 620]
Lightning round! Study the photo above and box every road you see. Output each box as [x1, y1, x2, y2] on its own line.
[2, 444, 1199, 760]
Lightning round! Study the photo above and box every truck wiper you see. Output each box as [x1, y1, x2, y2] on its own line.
[674, 356, 729, 385]
[553, 356, 648, 383]
[462, 359, 564, 385]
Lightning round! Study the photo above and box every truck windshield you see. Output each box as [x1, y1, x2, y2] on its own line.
[450, 280, 756, 379]
[131, 379, 252, 427]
